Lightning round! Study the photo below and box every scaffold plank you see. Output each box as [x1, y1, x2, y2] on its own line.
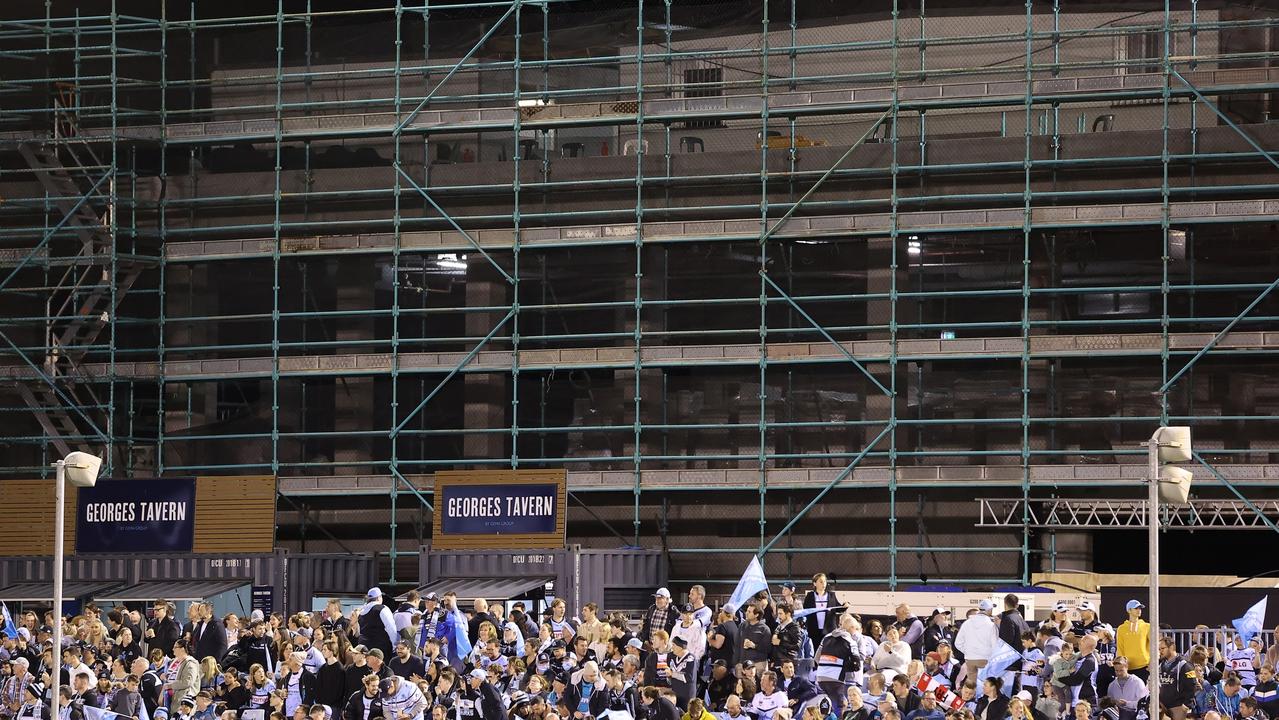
[157, 198, 1279, 262]
[273, 464, 1279, 496]
[4, 331, 1276, 382]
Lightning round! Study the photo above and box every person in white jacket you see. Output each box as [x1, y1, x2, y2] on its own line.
[872, 626, 911, 681]
[954, 600, 999, 683]
[671, 605, 707, 665]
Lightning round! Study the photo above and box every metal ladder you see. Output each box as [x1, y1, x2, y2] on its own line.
[9, 93, 146, 459]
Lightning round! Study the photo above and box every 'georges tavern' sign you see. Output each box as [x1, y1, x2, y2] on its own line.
[432, 470, 567, 550]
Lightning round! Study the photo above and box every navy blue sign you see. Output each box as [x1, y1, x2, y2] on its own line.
[440, 483, 558, 535]
[76, 478, 196, 553]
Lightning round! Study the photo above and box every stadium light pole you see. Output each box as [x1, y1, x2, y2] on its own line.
[51, 451, 101, 700]
[1147, 426, 1193, 716]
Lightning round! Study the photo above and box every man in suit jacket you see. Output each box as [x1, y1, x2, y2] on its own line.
[168, 640, 201, 712]
[191, 603, 228, 663]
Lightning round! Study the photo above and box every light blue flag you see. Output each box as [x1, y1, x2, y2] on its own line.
[0, 603, 16, 640]
[445, 607, 473, 668]
[793, 607, 826, 621]
[84, 706, 122, 720]
[978, 640, 1023, 686]
[727, 555, 770, 611]
[1233, 597, 1269, 643]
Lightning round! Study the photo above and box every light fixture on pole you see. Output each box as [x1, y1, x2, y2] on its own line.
[1146, 426, 1192, 713]
[50, 451, 101, 702]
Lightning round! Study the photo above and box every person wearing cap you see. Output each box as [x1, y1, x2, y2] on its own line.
[415, 595, 444, 653]
[641, 590, 679, 652]
[15, 682, 46, 720]
[365, 650, 391, 682]
[623, 638, 643, 667]
[998, 596, 1031, 652]
[466, 668, 504, 720]
[563, 660, 601, 720]
[705, 661, 736, 712]
[672, 606, 707, 670]
[172, 694, 197, 720]
[379, 675, 427, 720]
[280, 650, 318, 717]
[668, 636, 697, 709]
[357, 590, 399, 663]
[924, 608, 955, 656]
[1038, 604, 1071, 639]
[1115, 601, 1150, 682]
[1072, 603, 1101, 637]
[342, 646, 372, 702]
[954, 601, 998, 682]
[3, 657, 33, 719]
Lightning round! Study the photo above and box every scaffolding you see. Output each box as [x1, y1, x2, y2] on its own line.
[3, 0, 1279, 586]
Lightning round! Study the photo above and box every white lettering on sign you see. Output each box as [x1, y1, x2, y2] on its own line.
[84, 502, 188, 523]
[506, 495, 554, 517]
[446, 495, 554, 518]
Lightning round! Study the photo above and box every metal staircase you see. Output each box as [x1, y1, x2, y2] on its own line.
[6, 94, 149, 461]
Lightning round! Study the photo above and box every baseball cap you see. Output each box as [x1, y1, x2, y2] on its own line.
[469, 669, 486, 681]
[672, 637, 688, 648]
[250, 610, 265, 622]
[366, 587, 382, 601]
[626, 638, 643, 650]
[378, 678, 396, 696]
[978, 599, 993, 612]
[423, 592, 438, 602]
[936, 639, 951, 648]
[679, 603, 694, 614]
[1126, 600, 1145, 611]
[1053, 602, 1069, 613]
[930, 607, 949, 618]
[722, 603, 736, 614]
[1016, 691, 1033, 703]
[1078, 601, 1096, 612]
[367, 649, 384, 660]
[780, 581, 797, 591]
[654, 588, 671, 599]
[509, 691, 530, 708]
[12, 657, 29, 668]
[711, 659, 728, 669]
[536, 652, 550, 663]
[16, 628, 30, 641]
[351, 645, 369, 655]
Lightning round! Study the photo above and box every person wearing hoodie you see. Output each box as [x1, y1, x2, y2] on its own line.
[357, 590, 399, 662]
[815, 614, 861, 714]
[954, 602, 998, 682]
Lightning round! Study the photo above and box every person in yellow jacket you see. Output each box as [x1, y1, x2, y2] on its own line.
[1116, 600, 1152, 682]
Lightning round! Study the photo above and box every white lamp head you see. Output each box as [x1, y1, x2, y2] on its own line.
[63, 451, 102, 488]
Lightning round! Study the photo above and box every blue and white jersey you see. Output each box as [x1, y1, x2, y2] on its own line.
[1227, 646, 1258, 687]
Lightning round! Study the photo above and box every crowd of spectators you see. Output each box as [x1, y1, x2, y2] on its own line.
[0, 576, 1272, 720]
